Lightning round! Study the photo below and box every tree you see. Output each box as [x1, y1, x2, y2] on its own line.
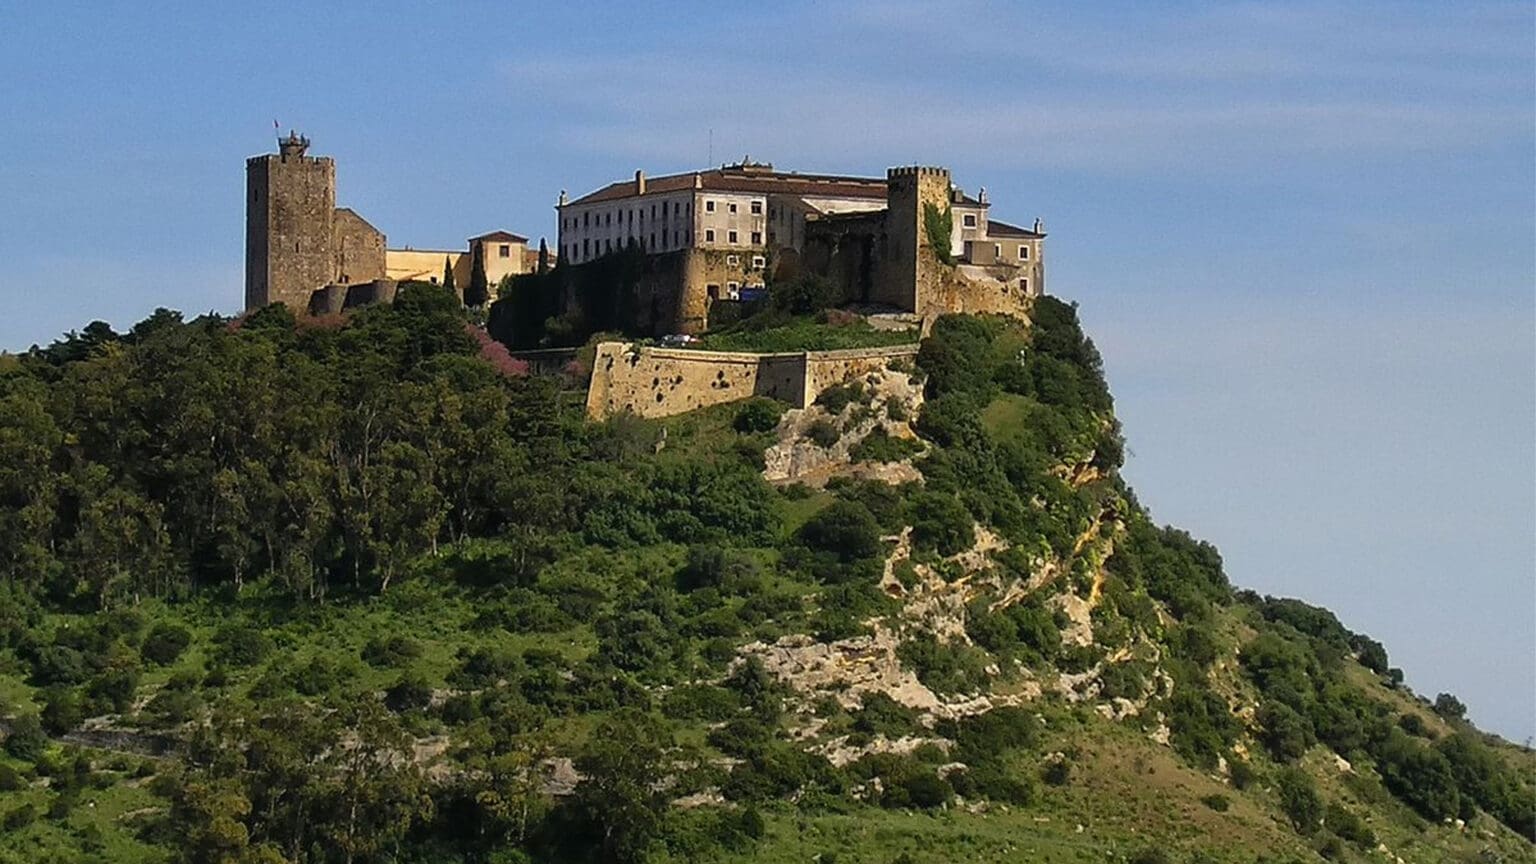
[442, 255, 457, 294]
[466, 241, 490, 308]
[1432, 692, 1466, 722]
[537, 238, 550, 274]
[1276, 766, 1323, 835]
[571, 709, 673, 863]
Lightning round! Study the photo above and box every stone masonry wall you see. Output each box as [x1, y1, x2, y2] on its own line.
[333, 208, 386, 287]
[245, 154, 336, 312]
[804, 346, 921, 397]
[586, 342, 920, 420]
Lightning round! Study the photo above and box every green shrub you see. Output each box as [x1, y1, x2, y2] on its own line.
[139, 622, 192, 666]
[385, 675, 434, 712]
[897, 633, 989, 696]
[2, 803, 36, 832]
[290, 655, 345, 697]
[851, 692, 921, 739]
[850, 427, 924, 464]
[807, 419, 840, 448]
[1324, 801, 1375, 848]
[1258, 700, 1315, 762]
[361, 634, 424, 668]
[39, 687, 83, 735]
[1041, 756, 1072, 786]
[733, 397, 784, 434]
[1228, 758, 1256, 790]
[1277, 766, 1323, 835]
[797, 501, 883, 564]
[1164, 685, 1240, 770]
[815, 382, 866, 414]
[210, 625, 272, 668]
[1200, 793, 1230, 812]
[907, 492, 973, 556]
[662, 684, 741, 722]
[1097, 661, 1149, 701]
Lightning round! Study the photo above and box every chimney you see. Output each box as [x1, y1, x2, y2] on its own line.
[635, 170, 646, 195]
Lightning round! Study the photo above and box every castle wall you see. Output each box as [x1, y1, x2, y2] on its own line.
[333, 208, 386, 286]
[804, 346, 921, 397]
[385, 249, 466, 287]
[245, 154, 336, 311]
[585, 342, 920, 420]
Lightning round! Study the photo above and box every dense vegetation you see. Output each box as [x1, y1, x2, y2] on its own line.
[0, 289, 1530, 864]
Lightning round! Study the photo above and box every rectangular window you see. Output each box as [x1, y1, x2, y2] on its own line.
[706, 200, 715, 212]
[726, 254, 740, 266]
[751, 254, 766, 269]
[649, 232, 655, 248]
[994, 243, 1002, 259]
[498, 244, 510, 258]
[727, 280, 740, 290]
[606, 239, 613, 253]
[1019, 278, 1029, 293]
[582, 238, 590, 256]
[1018, 245, 1030, 260]
[963, 214, 977, 228]
[583, 212, 590, 227]
[705, 229, 715, 242]
[750, 201, 762, 214]
[605, 212, 612, 225]
[750, 231, 762, 245]
[728, 202, 738, 214]
[651, 204, 656, 219]
[728, 230, 738, 244]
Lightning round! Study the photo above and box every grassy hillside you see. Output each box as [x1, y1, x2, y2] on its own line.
[0, 290, 1529, 864]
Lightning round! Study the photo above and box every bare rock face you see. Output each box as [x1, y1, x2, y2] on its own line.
[762, 368, 925, 485]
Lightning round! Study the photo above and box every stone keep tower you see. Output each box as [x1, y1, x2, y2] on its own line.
[880, 166, 953, 313]
[245, 132, 336, 311]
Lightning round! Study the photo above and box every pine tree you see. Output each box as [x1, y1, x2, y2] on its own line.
[441, 256, 456, 294]
[465, 242, 489, 308]
[537, 238, 550, 274]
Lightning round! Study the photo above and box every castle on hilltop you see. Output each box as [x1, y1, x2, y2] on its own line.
[245, 132, 541, 314]
[246, 137, 1047, 335]
[556, 160, 1046, 333]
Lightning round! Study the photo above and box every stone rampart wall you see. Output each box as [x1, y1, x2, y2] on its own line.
[585, 342, 919, 420]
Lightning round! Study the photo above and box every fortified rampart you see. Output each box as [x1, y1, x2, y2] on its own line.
[585, 342, 920, 419]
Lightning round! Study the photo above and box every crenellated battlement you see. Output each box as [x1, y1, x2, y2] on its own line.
[887, 165, 951, 180]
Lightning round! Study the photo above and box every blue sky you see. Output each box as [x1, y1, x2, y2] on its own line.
[1, 1, 1531, 740]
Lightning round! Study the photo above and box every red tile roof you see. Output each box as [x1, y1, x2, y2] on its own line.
[567, 167, 889, 207]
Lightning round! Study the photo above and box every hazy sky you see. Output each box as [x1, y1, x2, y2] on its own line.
[1, 2, 1531, 740]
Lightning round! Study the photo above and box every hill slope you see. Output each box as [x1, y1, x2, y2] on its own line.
[0, 289, 1530, 864]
